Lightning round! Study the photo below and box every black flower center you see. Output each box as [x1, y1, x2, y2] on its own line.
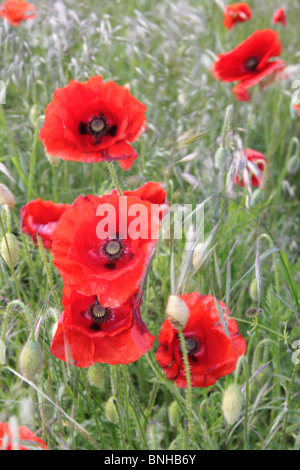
[185, 336, 200, 355]
[245, 56, 260, 72]
[88, 300, 111, 330]
[103, 239, 124, 261]
[78, 114, 118, 141]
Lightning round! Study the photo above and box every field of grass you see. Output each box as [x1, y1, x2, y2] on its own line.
[0, 0, 300, 451]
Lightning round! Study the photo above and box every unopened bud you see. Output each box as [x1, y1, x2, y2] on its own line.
[222, 384, 243, 425]
[19, 340, 42, 381]
[166, 295, 189, 330]
[287, 154, 300, 174]
[29, 104, 40, 128]
[192, 243, 209, 271]
[0, 184, 15, 209]
[250, 189, 265, 206]
[249, 278, 258, 302]
[105, 396, 118, 424]
[87, 363, 105, 390]
[214, 147, 230, 169]
[168, 401, 180, 428]
[1, 233, 19, 268]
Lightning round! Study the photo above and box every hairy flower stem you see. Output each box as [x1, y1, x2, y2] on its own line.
[178, 329, 193, 450]
[28, 115, 44, 201]
[107, 162, 122, 195]
[36, 235, 60, 310]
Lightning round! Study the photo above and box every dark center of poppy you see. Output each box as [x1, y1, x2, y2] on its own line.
[185, 337, 200, 355]
[78, 114, 118, 141]
[103, 238, 124, 261]
[89, 301, 110, 326]
[245, 56, 259, 72]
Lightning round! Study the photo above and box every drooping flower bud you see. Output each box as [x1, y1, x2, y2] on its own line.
[105, 396, 118, 424]
[249, 278, 258, 302]
[222, 384, 244, 425]
[0, 184, 15, 209]
[287, 154, 300, 174]
[19, 340, 42, 381]
[168, 401, 180, 428]
[192, 243, 209, 272]
[214, 147, 230, 169]
[166, 295, 189, 330]
[87, 363, 105, 390]
[1, 233, 19, 268]
[250, 189, 265, 206]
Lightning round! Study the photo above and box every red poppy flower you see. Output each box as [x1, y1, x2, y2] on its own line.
[0, 0, 36, 26]
[295, 103, 300, 117]
[20, 199, 70, 249]
[273, 8, 287, 26]
[39, 76, 146, 170]
[212, 29, 285, 101]
[0, 422, 48, 450]
[156, 293, 246, 388]
[51, 183, 167, 308]
[234, 148, 268, 187]
[223, 3, 252, 30]
[50, 286, 154, 367]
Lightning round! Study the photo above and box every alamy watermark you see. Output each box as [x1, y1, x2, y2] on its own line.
[0, 81, 6, 105]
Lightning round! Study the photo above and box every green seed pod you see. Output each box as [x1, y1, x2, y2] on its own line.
[0, 184, 15, 209]
[249, 278, 258, 302]
[87, 363, 105, 390]
[168, 401, 180, 428]
[105, 396, 118, 424]
[1, 233, 19, 268]
[287, 154, 300, 175]
[166, 295, 189, 330]
[214, 147, 230, 169]
[19, 341, 42, 381]
[222, 384, 244, 425]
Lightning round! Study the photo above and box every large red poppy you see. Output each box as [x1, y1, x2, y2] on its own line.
[0, 422, 48, 450]
[156, 293, 246, 388]
[234, 148, 268, 187]
[273, 8, 287, 26]
[212, 29, 285, 101]
[0, 0, 36, 26]
[223, 3, 252, 30]
[20, 199, 70, 249]
[39, 76, 146, 170]
[51, 183, 167, 308]
[50, 286, 154, 367]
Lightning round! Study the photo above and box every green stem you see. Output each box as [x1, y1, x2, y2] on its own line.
[106, 162, 122, 195]
[178, 329, 193, 450]
[36, 235, 60, 309]
[28, 115, 44, 201]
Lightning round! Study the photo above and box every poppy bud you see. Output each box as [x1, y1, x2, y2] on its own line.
[1, 233, 19, 268]
[19, 340, 42, 381]
[250, 189, 265, 206]
[168, 401, 180, 428]
[46, 153, 60, 167]
[0, 184, 15, 209]
[287, 154, 300, 174]
[105, 396, 118, 424]
[166, 295, 189, 330]
[249, 278, 258, 302]
[222, 384, 244, 425]
[192, 243, 209, 272]
[87, 363, 105, 390]
[214, 147, 230, 169]
[29, 104, 39, 128]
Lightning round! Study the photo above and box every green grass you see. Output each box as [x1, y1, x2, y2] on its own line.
[0, 0, 300, 450]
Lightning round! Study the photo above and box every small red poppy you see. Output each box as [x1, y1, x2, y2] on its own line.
[50, 286, 154, 367]
[295, 103, 300, 117]
[273, 8, 287, 26]
[39, 76, 146, 170]
[212, 29, 285, 101]
[0, 422, 48, 450]
[51, 183, 167, 308]
[0, 0, 36, 26]
[20, 199, 70, 249]
[223, 3, 252, 30]
[234, 148, 268, 187]
[156, 293, 246, 388]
